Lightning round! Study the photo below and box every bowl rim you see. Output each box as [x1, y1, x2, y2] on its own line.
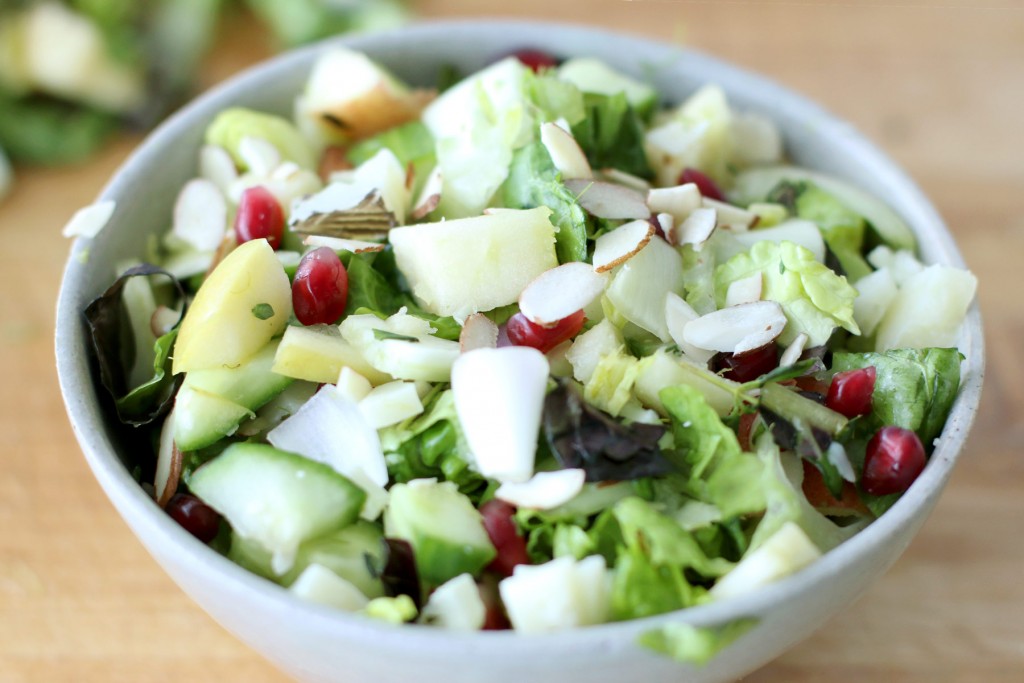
[55, 17, 985, 656]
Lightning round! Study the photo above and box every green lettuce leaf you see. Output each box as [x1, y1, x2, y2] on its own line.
[526, 72, 586, 126]
[659, 384, 766, 518]
[714, 240, 860, 346]
[571, 92, 652, 179]
[610, 545, 701, 620]
[831, 347, 963, 448]
[502, 140, 590, 263]
[637, 619, 759, 666]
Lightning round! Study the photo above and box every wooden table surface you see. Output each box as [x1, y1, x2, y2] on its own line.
[2, 2, 1022, 681]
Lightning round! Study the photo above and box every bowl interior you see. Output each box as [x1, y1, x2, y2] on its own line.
[55, 19, 984, 683]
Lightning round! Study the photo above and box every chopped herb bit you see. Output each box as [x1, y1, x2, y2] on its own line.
[373, 329, 420, 343]
[251, 303, 275, 320]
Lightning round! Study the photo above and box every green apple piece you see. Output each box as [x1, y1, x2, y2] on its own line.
[389, 207, 558, 318]
[172, 239, 292, 374]
[190, 443, 366, 575]
[558, 58, 657, 119]
[384, 479, 496, 586]
[299, 47, 431, 144]
[272, 324, 390, 385]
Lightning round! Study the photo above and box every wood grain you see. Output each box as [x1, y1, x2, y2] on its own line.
[2, 2, 1021, 682]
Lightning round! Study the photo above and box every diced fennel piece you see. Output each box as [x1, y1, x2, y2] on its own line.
[290, 564, 369, 612]
[710, 522, 821, 600]
[384, 479, 496, 586]
[290, 148, 409, 225]
[875, 264, 977, 351]
[339, 311, 460, 383]
[190, 444, 365, 575]
[604, 236, 684, 342]
[420, 573, 486, 631]
[389, 207, 558, 319]
[635, 350, 737, 417]
[499, 555, 611, 633]
[359, 381, 424, 429]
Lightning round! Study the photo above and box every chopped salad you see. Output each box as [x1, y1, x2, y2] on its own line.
[81, 46, 977, 650]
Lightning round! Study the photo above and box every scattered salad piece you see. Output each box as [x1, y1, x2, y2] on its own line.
[83, 48, 977, 644]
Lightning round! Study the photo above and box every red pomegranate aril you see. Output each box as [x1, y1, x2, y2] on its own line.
[480, 499, 531, 577]
[717, 342, 779, 383]
[827, 366, 877, 418]
[678, 167, 726, 202]
[507, 48, 559, 73]
[862, 426, 926, 496]
[506, 310, 585, 355]
[166, 493, 221, 543]
[234, 186, 285, 249]
[292, 247, 350, 326]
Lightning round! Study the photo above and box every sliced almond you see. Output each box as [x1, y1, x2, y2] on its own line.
[173, 178, 228, 252]
[779, 332, 809, 367]
[519, 262, 609, 326]
[592, 219, 654, 273]
[682, 300, 787, 354]
[318, 145, 352, 182]
[411, 166, 443, 220]
[495, 469, 586, 510]
[205, 231, 238, 278]
[673, 206, 717, 249]
[654, 213, 673, 240]
[598, 167, 651, 192]
[664, 292, 715, 363]
[62, 199, 116, 239]
[703, 197, 758, 231]
[563, 179, 649, 220]
[725, 272, 763, 307]
[154, 412, 182, 508]
[540, 122, 592, 180]
[199, 145, 238, 193]
[303, 234, 385, 253]
[238, 136, 281, 177]
[647, 183, 701, 224]
[460, 313, 499, 353]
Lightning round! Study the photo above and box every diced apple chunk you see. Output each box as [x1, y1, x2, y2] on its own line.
[272, 325, 390, 385]
[173, 239, 292, 373]
[389, 208, 558, 318]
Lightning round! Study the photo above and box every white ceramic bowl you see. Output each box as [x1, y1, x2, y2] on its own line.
[56, 20, 983, 683]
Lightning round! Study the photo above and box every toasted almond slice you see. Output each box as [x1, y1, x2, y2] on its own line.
[411, 166, 443, 220]
[779, 332, 809, 367]
[62, 199, 116, 239]
[154, 412, 182, 508]
[495, 469, 586, 510]
[592, 219, 654, 273]
[318, 145, 352, 182]
[199, 145, 238, 193]
[563, 179, 649, 220]
[173, 178, 228, 252]
[303, 235, 385, 253]
[673, 206, 717, 249]
[460, 313, 499, 353]
[703, 197, 758, 230]
[205, 231, 238, 278]
[598, 167, 651, 192]
[519, 262, 609, 326]
[683, 301, 787, 354]
[725, 272, 763, 307]
[655, 213, 674, 240]
[647, 183, 701, 223]
[664, 292, 715, 363]
[238, 136, 281, 177]
[540, 122, 592, 180]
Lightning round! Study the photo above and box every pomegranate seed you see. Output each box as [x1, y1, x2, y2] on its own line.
[827, 366, 876, 418]
[166, 493, 220, 543]
[715, 342, 778, 383]
[234, 186, 285, 249]
[862, 426, 926, 496]
[506, 310, 585, 355]
[480, 499, 531, 578]
[292, 247, 349, 326]
[506, 48, 559, 73]
[678, 167, 726, 202]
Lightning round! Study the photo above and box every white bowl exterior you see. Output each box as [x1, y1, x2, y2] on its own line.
[56, 20, 984, 683]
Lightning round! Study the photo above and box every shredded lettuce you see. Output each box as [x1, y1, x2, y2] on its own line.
[582, 348, 648, 417]
[571, 92, 652, 179]
[714, 240, 860, 346]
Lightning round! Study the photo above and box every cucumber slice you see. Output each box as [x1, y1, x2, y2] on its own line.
[184, 340, 293, 409]
[173, 385, 253, 451]
[228, 520, 387, 598]
[191, 444, 366, 574]
[558, 58, 657, 119]
[384, 479, 495, 586]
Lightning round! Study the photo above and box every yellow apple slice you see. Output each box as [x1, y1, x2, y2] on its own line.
[172, 239, 291, 373]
